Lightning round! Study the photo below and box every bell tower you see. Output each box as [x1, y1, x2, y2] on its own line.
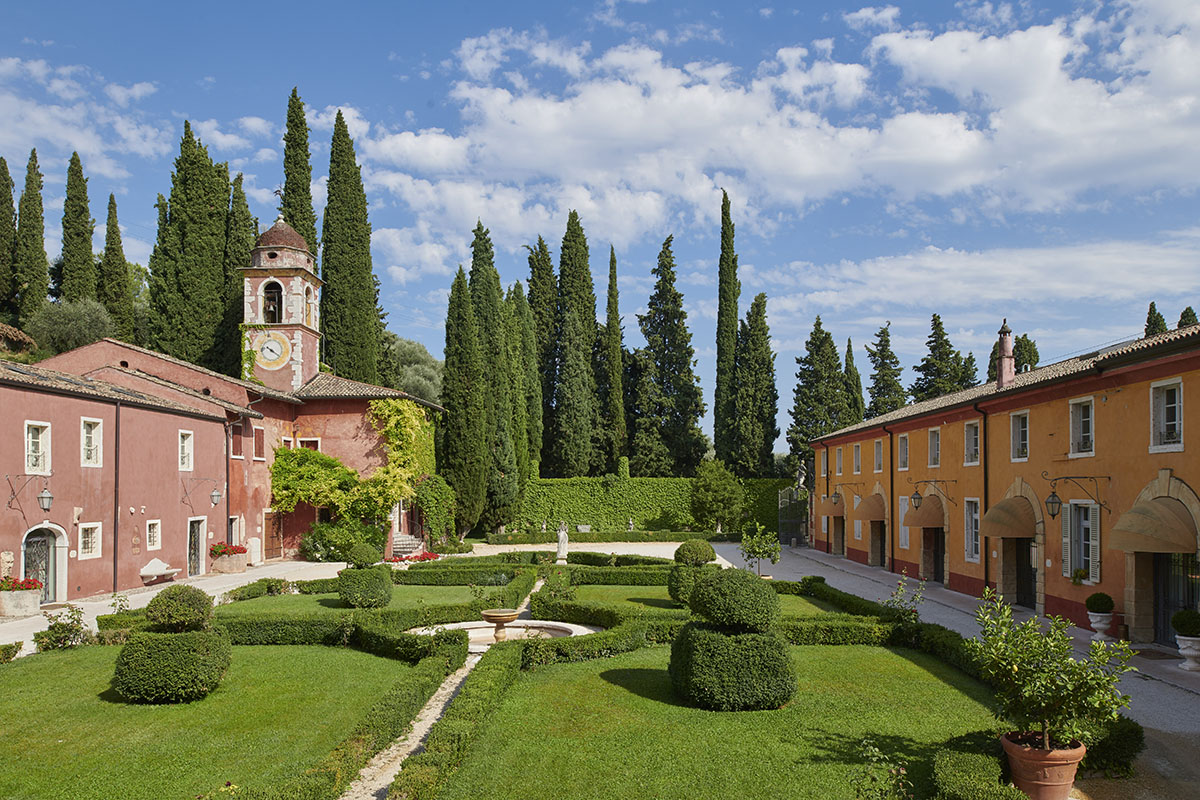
[241, 217, 322, 392]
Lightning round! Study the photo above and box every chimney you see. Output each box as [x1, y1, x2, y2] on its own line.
[997, 319, 1015, 389]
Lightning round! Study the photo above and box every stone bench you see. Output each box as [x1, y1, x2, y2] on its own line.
[139, 557, 182, 583]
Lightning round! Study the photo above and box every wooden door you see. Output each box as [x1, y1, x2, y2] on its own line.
[263, 512, 283, 560]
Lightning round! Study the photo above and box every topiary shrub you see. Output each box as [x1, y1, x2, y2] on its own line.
[112, 630, 231, 703]
[300, 518, 386, 562]
[674, 539, 716, 566]
[1171, 608, 1200, 637]
[688, 568, 780, 632]
[347, 543, 382, 569]
[667, 563, 718, 606]
[339, 567, 394, 608]
[668, 623, 795, 711]
[670, 567, 795, 710]
[145, 585, 213, 632]
[1085, 592, 1115, 614]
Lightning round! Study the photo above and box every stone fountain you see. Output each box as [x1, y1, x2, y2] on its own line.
[480, 608, 520, 642]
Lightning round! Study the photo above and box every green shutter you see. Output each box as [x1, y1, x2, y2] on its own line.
[1061, 504, 1072, 577]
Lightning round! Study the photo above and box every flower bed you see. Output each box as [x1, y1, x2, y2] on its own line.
[209, 543, 248, 574]
[0, 576, 42, 616]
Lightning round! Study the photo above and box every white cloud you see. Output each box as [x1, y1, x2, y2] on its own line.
[363, 128, 471, 172]
[192, 118, 251, 151]
[104, 81, 156, 107]
[307, 104, 371, 140]
[844, 6, 901, 32]
[252, 147, 277, 163]
[759, 8, 774, 19]
[237, 115, 274, 137]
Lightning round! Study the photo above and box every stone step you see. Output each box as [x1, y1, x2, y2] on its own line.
[392, 535, 425, 556]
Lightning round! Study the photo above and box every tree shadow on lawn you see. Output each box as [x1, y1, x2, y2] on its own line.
[315, 597, 352, 609]
[626, 597, 680, 610]
[598, 667, 691, 707]
[799, 729, 998, 795]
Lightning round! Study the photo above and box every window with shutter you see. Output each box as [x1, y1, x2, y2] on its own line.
[81, 418, 102, 467]
[1011, 412, 1029, 460]
[231, 424, 243, 458]
[820, 450, 827, 476]
[25, 422, 50, 475]
[853, 495, 862, 539]
[1150, 379, 1183, 451]
[964, 499, 980, 563]
[853, 444, 861, 474]
[874, 439, 883, 472]
[836, 447, 843, 475]
[1070, 398, 1094, 456]
[928, 428, 940, 467]
[897, 435, 909, 470]
[1061, 504, 1072, 577]
[178, 431, 194, 472]
[253, 428, 266, 460]
[1089, 502, 1102, 583]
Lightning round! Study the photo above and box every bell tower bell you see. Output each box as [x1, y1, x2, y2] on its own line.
[241, 217, 322, 392]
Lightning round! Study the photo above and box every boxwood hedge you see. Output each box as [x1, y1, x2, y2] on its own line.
[112, 630, 231, 703]
[668, 622, 796, 711]
[338, 566, 393, 608]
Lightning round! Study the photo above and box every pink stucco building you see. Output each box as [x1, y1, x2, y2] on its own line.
[2, 219, 439, 604]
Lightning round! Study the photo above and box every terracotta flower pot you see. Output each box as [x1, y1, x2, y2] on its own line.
[1001, 733, 1086, 800]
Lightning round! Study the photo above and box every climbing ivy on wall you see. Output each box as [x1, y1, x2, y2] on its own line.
[269, 398, 435, 522]
[414, 474, 456, 545]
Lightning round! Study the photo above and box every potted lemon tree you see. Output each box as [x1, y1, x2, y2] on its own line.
[966, 589, 1134, 800]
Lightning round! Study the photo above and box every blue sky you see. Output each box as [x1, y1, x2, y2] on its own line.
[4, 1, 1200, 444]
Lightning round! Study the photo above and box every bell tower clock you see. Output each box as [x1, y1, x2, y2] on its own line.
[241, 217, 322, 392]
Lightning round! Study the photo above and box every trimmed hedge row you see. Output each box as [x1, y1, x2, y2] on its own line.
[218, 613, 352, 646]
[392, 566, 516, 586]
[514, 476, 791, 533]
[407, 552, 556, 569]
[390, 642, 525, 800]
[237, 653, 454, 800]
[487, 529, 721, 545]
[567, 552, 673, 567]
[96, 609, 151, 632]
[932, 734, 1026, 800]
[294, 577, 341, 594]
[226, 578, 289, 601]
[556, 565, 672, 586]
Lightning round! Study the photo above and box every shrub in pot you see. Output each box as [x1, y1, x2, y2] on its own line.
[1084, 592, 1115, 643]
[338, 566, 393, 608]
[145, 585, 213, 632]
[669, 569, 795, 711]
[1171, 609, 1200, 671]
[965, 589, 1134, 800]
[113, 630, 231, 703]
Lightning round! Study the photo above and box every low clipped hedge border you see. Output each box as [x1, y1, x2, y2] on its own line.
[390, 642, 524, 800]
[0, 641, 23, 663]
[392, 566, 517, 586]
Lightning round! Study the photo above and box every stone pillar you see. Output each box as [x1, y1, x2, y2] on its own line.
[1125, 552, 1155, 643]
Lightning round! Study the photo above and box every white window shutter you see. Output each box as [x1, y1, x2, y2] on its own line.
[1089, 503, 1102, 583]
[965, 504, 971, 561]
[898, 495, 909, 549]
[1061, 505, 1072, 577]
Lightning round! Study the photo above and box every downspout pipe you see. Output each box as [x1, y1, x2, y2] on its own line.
[224, 419, 233, 544]
[112, 401, 122, 593]
[974, 402, 989, 591]
[883, 424, 895, 574]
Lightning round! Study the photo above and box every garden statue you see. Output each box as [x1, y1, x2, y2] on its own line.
[556, 522, 569, 564]
[541, 520, 547, 534]
[628, 517, 634, 532]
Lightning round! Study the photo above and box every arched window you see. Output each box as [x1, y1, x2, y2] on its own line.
[263, 281, 283, 324]
[305, 286, 314, 327]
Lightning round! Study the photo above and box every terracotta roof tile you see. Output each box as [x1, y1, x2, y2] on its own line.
[0, 359, 225, 420]
[0, 322, 36, 350]
[294, 372, 444, 410]
[255, 218, 311, 252]
[814, 325, 1200, 443]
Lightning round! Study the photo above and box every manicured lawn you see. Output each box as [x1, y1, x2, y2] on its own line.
[438, 645, 996, 800]
[215, 584, 477, 616]
[0, 645, 407, 800]
[572, 584, 835, 617]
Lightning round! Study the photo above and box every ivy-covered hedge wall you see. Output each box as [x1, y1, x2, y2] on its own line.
[515, 477, 792, 533]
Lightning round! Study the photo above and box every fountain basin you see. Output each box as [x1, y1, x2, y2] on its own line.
[409, 619, 602, 653]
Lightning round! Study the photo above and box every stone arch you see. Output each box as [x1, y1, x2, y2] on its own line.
[995, 476, 1046, 614]
[1132, 468, 1200, 549]
[20, 523, 68, 604]
[262, 281, 284, 324]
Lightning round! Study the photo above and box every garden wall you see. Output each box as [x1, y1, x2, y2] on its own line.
[516, 476, 792, 533]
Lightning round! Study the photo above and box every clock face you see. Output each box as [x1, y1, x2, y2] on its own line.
[254, 331, 291, 370]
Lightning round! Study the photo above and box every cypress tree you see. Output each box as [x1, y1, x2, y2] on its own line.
[97, 194, 134, 340]
[505, 285, 532, 491]
[14, 149, 48, 327]
[909, 314, 963, 402]
[987, 332, 1040, 381]
[551, 211, 597, 475]
[730, 293, 778, 478]
[281, 88, 318, 260]
[628, 347, 672, 477]
[509, 282, 542, 480]
[637, 235, 706, 476]
[525, 235, 556, 471]
[468, 222, 518, 531]
[60, 152, 95, 303]
[786, 316, 845, 465]
[958, 351, 979, 389]
[1179, 306, 1198, 328]
[843, 338, 865, 424]
[865, 322, 906, 417]
[595, 246, 627, 472]
[1145, 302, 1168, 337]
[147, 123, 231, 369]
[713, 189, 740, 464]
[217, 174, 256, 375]
[0, 157, 15, 321]
[440, 268, 487, 534]
[320, 111, 378, 382]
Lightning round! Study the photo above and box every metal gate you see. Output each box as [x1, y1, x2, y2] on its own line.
[187, 520, 203, 576]
[1015, 539, 1037, 609]
[1155, 553, 1200, 647]
[778, 486, 808, 546]
[23, 531, 54, 603]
